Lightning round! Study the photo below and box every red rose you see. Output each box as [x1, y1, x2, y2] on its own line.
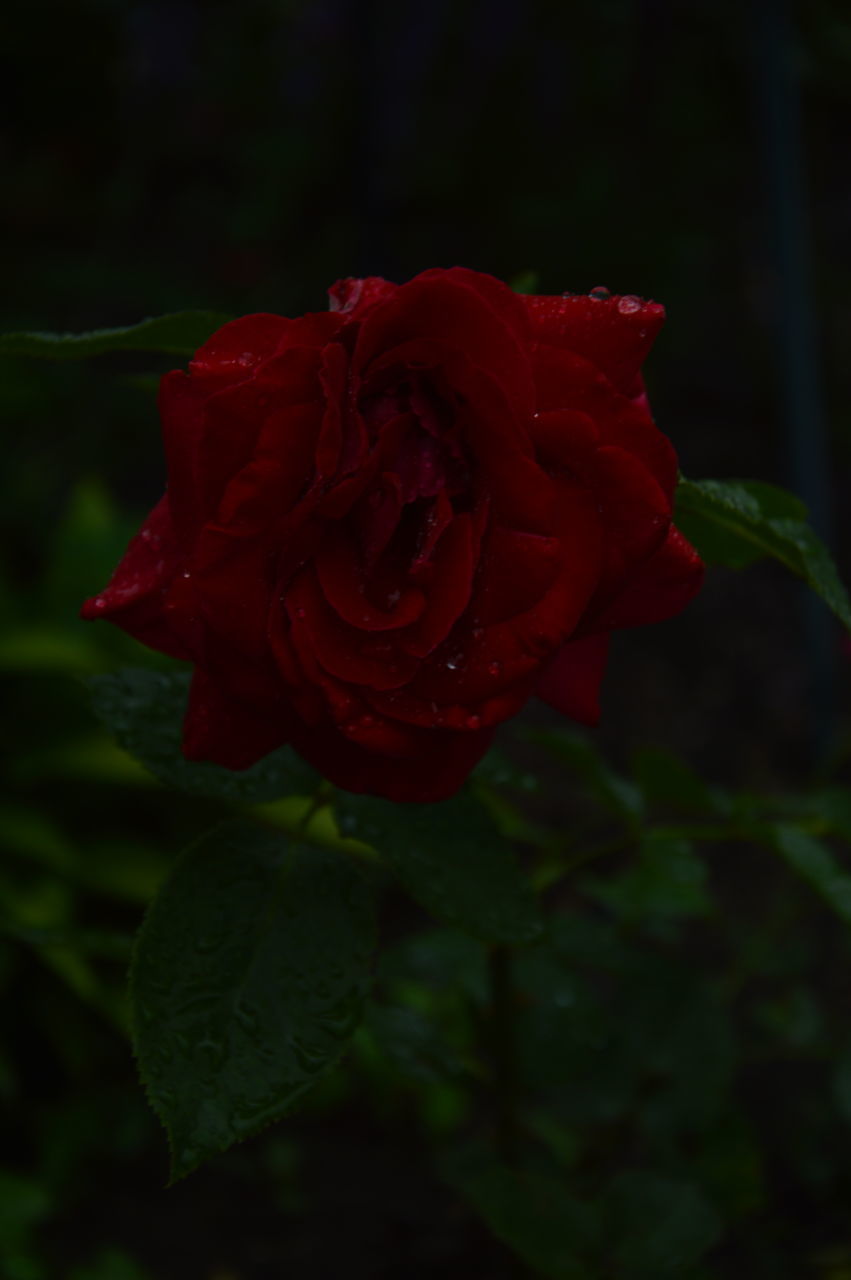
[82, 268, 703, 801]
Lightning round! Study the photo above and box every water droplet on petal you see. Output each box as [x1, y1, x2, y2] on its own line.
[92, 596, 106, 610]
[181, 571, 191, 579]
[466, 714, 481, 730]
[617, 294, 642, 315]
[588, 286, 610, 301]
[236, 351, 255, 367]
[296, 607, 306, 619]
[487, 661, 502, 676]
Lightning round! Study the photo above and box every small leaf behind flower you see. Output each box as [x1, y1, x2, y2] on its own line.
[675, 477, 851, 629]
[89, 668, 318, 802]
[130, 821, 376, 1181]
[0, 311, 232, 359]
[338, 792, 543, 945]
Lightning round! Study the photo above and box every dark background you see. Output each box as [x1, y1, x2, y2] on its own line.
[3, 2, 851, 1277]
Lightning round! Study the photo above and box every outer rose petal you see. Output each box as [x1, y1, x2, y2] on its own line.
[535, 633, 610, 726]
[523, 292, 665, 398]
[590, 525, 704, 632]
[288, 716, 497, 803]
[79, 496, 194, 661]
[183, 668, 291, 769]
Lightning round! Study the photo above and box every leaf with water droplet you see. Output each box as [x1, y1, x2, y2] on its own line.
[337, 791, 542, 944]
[0, 310, 233, 359]
[89, 668, 318, 801]
[130, 820, 377, 1181]
[675, 476, 851, 630]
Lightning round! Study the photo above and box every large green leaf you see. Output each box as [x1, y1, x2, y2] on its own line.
[338, 792, 542, 944]
[89, 668, 318, 802]
[131, 821, 376, 1181]
[0, 311, 231, 360]
[676, 477, 851, 629]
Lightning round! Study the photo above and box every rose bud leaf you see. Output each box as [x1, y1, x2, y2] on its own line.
[130, 820, 377, 1182]
[0, 311, 233, 360]
[89, 668, 318, 802]
[676, 477, 851, 630]
[337, 791, 543, 945]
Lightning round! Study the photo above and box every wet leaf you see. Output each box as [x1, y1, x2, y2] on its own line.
[337, 792, 542, 944]
[0, 311, 231, 359]
[676, 477, 851, 629]
[131, 821, 376, 1181]
[89, 668, 318, 802]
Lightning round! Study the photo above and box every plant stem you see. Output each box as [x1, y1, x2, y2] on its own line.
[488, 943, 519, 1165]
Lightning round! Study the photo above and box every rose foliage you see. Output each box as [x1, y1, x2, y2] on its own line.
[81, 269, 703, 800]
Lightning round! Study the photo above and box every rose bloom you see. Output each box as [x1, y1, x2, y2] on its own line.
[82, 269, 702, 801]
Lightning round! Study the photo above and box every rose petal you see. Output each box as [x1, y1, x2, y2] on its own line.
[523, 291, 665, 397]
[316, 531, 426, 632]
[80, 496, 195, 660]
[535, 633, 610, 725]
[183, 668, 291, 769]
[589, 525, 704, 632]
[474, 526, 563, 626]
[288, 715, 496, 802]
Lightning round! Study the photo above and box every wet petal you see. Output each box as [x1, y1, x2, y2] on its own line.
[523, 291, 665, 397]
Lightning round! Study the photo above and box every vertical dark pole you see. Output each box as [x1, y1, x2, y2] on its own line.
[752, 0, 836, 757]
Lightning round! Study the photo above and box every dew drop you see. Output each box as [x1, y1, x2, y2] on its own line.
[471, 627, 484, 640]
[236, 351, 255, 367]
[588, 286, 611, 301]
[296, 607, 306, 619]
[181, 570, 191, 580]
[360, 714, 375, 728]
[466, 714, 481, 730]
[487, 661, 502, 676]
[617, 294, 642, 315]
[92, 596, 106, 610]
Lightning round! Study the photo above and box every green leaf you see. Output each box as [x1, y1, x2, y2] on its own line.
[338, 792, 542, 944]
[632, 747, 727, 817]
[89, 668, 318, 802]
[604, 1170, 722, 1277]
[526, 728, 643, 825]
[760, 823, 851, 926]
[443, 1153, 599, 1279]
[676, 477, 851, 629]
[130, 821, 376, 1181]
[583, 833, 712, 921]
[0, 311, 232, 360]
